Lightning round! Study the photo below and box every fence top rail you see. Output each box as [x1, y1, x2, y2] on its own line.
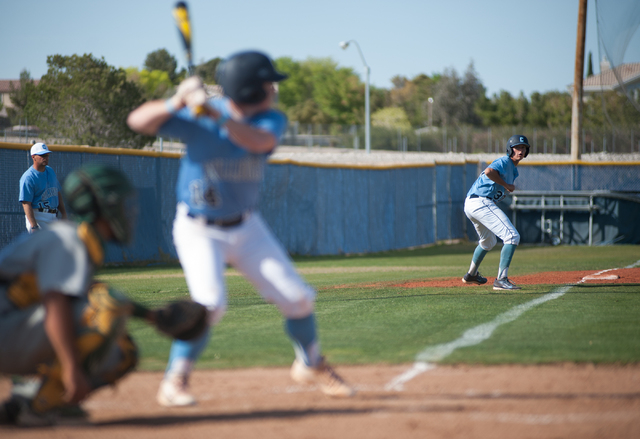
[512, 190, 640, 203]
[519, 160, 640, 166]
[0, 142, 182, 159]
[267, 157, 438, 170]
[510, 204, 600, 212]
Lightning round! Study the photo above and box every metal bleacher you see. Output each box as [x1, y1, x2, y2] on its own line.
[509, 190, 619, 246]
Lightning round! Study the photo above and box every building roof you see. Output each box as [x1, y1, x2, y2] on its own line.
[0, 79, 40, 93]
[581, 63, 640, 92]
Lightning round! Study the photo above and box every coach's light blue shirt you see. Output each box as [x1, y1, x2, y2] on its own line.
[467, 155, 518, 202]
[19, 166, 62, 211]
[159, 97, 287, 220]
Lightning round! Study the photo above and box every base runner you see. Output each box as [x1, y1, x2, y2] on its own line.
[462, 135, 530, 291]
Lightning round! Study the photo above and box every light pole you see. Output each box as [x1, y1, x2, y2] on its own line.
[339, 40, 370, 154]
[428, 97, 433, 129]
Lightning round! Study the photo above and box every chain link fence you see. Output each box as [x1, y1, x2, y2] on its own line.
[4, 124, 640, 155]
[280, 123, 640, 154]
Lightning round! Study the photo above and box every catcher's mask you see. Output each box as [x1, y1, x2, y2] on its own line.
[63, 164, 137, 244]
[215, 50, 288, 104]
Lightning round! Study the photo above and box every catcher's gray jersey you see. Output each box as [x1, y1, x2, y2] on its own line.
[0, 221, 96, 315]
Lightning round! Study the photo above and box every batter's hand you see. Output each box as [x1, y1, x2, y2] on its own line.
[505, 184, 516, 192]
[175, 76, 208, 114]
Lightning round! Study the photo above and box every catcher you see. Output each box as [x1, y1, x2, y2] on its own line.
[0, 164, 206, 426]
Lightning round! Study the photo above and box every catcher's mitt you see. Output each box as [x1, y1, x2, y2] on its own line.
[154, 300, 208, 341]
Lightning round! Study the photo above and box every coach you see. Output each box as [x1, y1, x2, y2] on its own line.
[19, 142, 67, 232]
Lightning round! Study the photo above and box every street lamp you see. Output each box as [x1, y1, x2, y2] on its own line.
[339, 40, 370, 154]
[428, 97, 433, 128]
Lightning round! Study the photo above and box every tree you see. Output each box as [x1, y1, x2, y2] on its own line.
[541, 91, 572, 128]
[195, 57, 222, 84]
[475, 93, 499, 126]
[144, 49, 178, 83]
[586, 51, 594, 77]
[494, 91, 519, 126]
[8, 69, 37, 125]
[583, 90, 640, 129]
[275, 57, 365, 125]
[433, 67, 460, 127]
[476, 90, 531, 127]
[28, 54, 153, 148]
[388, 74, 437, 127]
[126, 67, 174, 100]
[371, 107, 411, 129]
[523, 91, 572, 128]
[432, 62, 484, 127]
[514, 92, 530, 125]
[527, 92, 547, 127]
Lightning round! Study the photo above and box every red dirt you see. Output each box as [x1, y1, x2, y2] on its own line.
[2, 268, 639, 438]
[394, 267, 640, 289]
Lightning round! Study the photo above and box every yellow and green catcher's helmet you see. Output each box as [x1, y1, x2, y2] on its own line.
[63, 164, 136, 244]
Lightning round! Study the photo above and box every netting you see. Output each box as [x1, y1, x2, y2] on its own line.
[595, 0, 640, 113]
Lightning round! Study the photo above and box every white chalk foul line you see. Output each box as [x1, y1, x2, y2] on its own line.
[385, 286, 570, 391]
[386, 258, 640, 392]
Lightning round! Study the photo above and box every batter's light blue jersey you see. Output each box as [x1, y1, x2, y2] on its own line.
[467, 155, 519, 202]
[19, 166, 62, 210]
[159, 97, 287, 219]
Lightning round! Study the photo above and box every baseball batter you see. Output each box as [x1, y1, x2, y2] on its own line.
[462, 135, 530, 290]
[127, 50, 354, 407]
[19, 142, 67, 232]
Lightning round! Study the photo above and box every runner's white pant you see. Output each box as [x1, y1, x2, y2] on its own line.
[464, 197, 520, 250]
[172, 203, 316, 325]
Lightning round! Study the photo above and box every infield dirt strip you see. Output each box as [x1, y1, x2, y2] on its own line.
[1, 364, 639, 438]
[2, 269, 639, 438]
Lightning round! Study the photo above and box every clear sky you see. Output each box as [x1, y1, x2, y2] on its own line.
[1, 0, 639, 98]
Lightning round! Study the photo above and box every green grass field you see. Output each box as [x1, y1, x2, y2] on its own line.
[96, 243, 640, 371]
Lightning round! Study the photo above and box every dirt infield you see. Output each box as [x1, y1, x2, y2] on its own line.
[1, 364, 639, 438]
[2, 268, 639, 438]
[394, 267, 640, 289]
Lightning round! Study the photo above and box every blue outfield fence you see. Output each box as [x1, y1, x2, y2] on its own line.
[258, 163, 471, 255]
[1, 142, 639, 263]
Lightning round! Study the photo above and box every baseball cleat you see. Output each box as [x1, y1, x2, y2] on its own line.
[290, 357, 355, 398]
[493, 277, 521, 290]
[157, 375, 196, 407]
[462, 272, 487, 285]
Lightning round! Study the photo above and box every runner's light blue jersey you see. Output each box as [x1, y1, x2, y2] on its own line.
[19, 166, 62, 210]
[467, 155, 519, 202]
[159, 97, 287, 220]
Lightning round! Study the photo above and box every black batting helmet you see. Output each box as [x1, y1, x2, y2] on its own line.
[215, 51, 288, 104]
[506, 135, 530, 158]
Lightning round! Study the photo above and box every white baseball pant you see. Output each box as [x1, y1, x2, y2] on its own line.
[172, 203, 316, 325]
[464, 196, 520, 250]
[25, 211, 57, 233]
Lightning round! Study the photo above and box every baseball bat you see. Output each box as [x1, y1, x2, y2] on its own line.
[172, 1, 206, 116]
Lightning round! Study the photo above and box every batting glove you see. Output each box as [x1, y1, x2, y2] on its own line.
[176, 76, 207, 111]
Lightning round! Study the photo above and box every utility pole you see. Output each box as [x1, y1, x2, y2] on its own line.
[571, 0, 587, 161]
